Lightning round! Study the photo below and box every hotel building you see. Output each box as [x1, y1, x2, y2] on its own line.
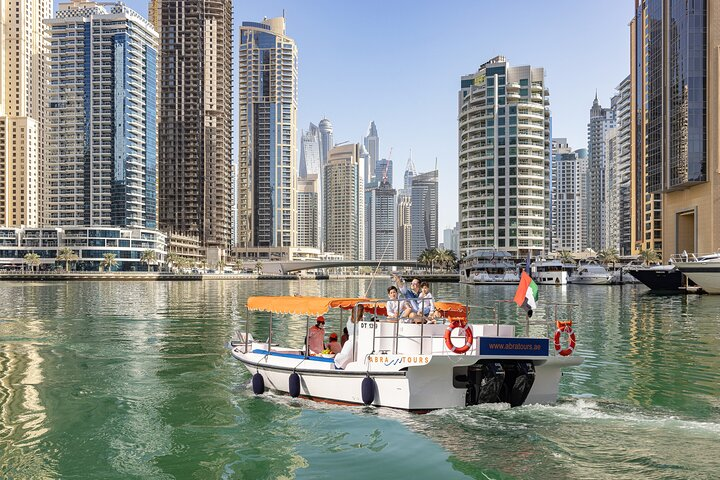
[324, 144, 364, 261]
[458, 56, 551, 258]
[237, 17, 298, 249]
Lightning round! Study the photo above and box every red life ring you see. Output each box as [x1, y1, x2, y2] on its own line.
[444, 321, 474, 354]
[554, 324, 576, 356]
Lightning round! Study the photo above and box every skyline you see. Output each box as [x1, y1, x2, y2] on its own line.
[53, 0, 634, 235]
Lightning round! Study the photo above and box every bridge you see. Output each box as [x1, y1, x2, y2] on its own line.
[253, 259, 421, 275]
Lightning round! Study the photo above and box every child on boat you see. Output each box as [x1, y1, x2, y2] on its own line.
[418, 281, 439, 322]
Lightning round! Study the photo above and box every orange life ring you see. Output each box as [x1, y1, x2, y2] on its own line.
[444, 321, 474, 354]
[554, 323, 576, 356]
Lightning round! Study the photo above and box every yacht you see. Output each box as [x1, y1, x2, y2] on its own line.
[673, 251, 720, 294]
[568, 263, 613, 285]
[459, 249, 520, 285]
[531, 259, 567, 285]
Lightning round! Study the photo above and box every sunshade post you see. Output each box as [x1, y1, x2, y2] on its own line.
[305, 315, 310, 358]
[245, 306, 250, 352]
[268, 312, 273, 352]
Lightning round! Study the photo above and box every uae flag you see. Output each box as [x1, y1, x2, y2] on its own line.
[514, 271, 538, 317]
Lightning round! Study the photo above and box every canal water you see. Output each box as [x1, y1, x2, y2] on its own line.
[1, 279, 719, 479]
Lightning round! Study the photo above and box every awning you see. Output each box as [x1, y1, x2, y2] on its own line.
[247, 296, 374, 316]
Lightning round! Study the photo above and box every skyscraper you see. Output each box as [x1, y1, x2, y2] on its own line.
[297, 174, 319, 248]
[324, 144, 364, 260]
[403, 154, 417, 192]
[299, 123, 321, 178]
[363, 121, 379, 184]
[586, 93, 615, 250]
[411, 170, 438, 258]
[46, 2, 158, 228]
[551, 139, 587, 253]
[459, 56, 551, 258]
[366, 178, 396, 260]
[238, 17, 298, 248]
[318, 118, 334, 168]
[632, 0, 719, 258]
[154, 0, 233, 247]
[0, 0, 50, 227]
[605, 76, 632, 255]
[396, 193, 412, 260]
[375, 158, 393, 186]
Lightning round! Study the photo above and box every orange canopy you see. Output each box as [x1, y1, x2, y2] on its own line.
[247, 296, 373, 316]
[435, 302, 468, 322]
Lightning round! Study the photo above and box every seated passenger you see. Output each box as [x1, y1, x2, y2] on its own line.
[386, 285, 402, 319]
[341, 327, 349, 347]
[418, 281, 439, 322]
[306, 315, 325, 355]
[327, 332, 342, 354]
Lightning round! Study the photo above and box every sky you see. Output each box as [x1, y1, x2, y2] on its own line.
[56, 0, 634, 234]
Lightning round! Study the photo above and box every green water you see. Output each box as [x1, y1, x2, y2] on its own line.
[0, 279, 719, 479]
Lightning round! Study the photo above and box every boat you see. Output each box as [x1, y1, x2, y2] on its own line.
[459, 249, 520, 285]
[673, 251, 720, 294]
[531, 259, 567, 285]
[626, 264, 689, 293]
[609, 266, 641, 285]
[568, 263, 613, 285]
[230, 296, 584, 411]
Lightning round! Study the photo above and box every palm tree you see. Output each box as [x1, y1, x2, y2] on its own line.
[140, 249, 156, 272]
[597, 247, 620, 265]
[255, 261, 263, 275]
[638, 248, 660, 265]
[418, 248, 441, 273]
[100, 253, 118, 272]
[56, 247, 79, 272]
[166, 253, 179, 273]
[24, 252, 41, 272]
[435, 248, 457, 272]
[558, 250, 575, 264]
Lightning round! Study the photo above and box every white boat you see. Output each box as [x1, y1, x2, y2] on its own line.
[673, 251, 720, 294]
[532, 259, 567, 285]
[568, 263, 613, 285]
[609, 267, 641, 285]
[460, 249, 520, 285]
[230, 296, 584, 411]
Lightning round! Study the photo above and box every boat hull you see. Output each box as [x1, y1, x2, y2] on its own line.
[534, 271, 567, 285]
[674, 264, 720, 294]
[232, 346, 582, 410]
[627, 267, 684, 292]
[568, 276, 612, 285]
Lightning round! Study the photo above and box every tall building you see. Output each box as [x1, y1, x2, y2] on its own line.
[318, 118, 333, 168]
[0, 0, 50, 227]
[299, 123, 321, 178]
[551, 139, 587, 253]
[403, 155, 417, 191]
[238, 17, 298, 248]
[363, 121, 379, 184]
[459, 56, 551, 258]
[154, 0, 233, 248]
[324, 144, 364, 260]
[586, 93, 616, 250]
[411, 170, 438, 258]
[443, 222, 460, 256]
[365, 178, 396, 260]
[632, 0, 719, 258]
[46, 2, 157, 228]
[375, 158, 393, 187]
[297, 174, 319, 248]
[605, 76, 632, 255]
[396, 192, 412, 260]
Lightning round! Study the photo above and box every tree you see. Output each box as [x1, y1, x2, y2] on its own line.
[100, 253, 118, 272]
[638, 248, 660, 265]
[558, 250, 575, 264]
[56, 247, 79, 272]
[418, 248, 441, 273]
[140, 249, 157, 271]
[597, 247, 620, 265]
[255, 261, 263, 275]
[24, 253, 41, 272]
[166, 253, 179, 273]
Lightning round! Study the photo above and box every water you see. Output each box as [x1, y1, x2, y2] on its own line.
[1, 279, 719, 479]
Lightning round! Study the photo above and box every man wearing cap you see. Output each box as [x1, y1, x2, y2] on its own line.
[327, 332, 342, 354]
[307, 316, 325, 355]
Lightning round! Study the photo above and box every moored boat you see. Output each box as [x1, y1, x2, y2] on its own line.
[459, 249, 520, 285]
[230, 296, 583, 411]
[673, 251, 720, 294]
[568, 263, 613, 285]
[532, 259, 567, 285]
[626, 264, 687, 293]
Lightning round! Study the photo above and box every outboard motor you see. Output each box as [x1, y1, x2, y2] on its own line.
[501, 361, 536, 407]
[465, 361, 505, 406]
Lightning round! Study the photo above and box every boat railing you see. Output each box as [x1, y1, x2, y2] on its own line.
[671, 250, 720, 263]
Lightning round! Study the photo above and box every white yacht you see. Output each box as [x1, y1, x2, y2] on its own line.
[532, 259, 567, 285]
[568, 263, 613, 285]
[459, 250, 520, 285]
[673, 251, 720, 294]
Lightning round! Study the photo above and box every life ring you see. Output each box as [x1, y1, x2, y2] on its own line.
[554, 322, 576, 356]
[444, 321, 474, 354]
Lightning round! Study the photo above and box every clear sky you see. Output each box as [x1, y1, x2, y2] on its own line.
[56, 0, 634, 234]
